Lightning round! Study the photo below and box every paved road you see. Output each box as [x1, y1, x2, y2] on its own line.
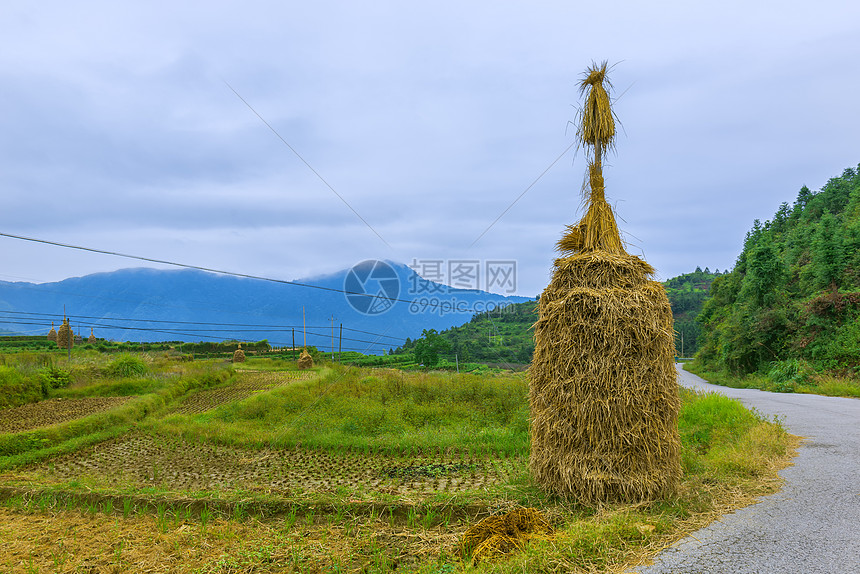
[630, 365, 860, 574]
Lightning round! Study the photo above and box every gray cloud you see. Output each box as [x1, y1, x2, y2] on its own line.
[2, 0, 859, 298]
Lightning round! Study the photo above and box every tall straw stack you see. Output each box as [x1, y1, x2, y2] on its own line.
[529, 62, 680, 503]
[232, 343, 246, 363]
[56, 318, 73, 350]
[47, 322, 58, 343]
[87, 328, 96, 345]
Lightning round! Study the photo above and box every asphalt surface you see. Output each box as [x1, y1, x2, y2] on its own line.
[630, 364, 860, 574]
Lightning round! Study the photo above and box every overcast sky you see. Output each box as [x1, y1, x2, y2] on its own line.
[1, 0, 859, 297]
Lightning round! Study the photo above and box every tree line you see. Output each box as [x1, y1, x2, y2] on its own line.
[696, 164, 860, 375]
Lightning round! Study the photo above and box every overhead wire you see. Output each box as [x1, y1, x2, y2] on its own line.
[0, 233, 518, 316]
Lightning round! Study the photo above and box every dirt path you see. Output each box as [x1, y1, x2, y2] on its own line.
[631, 365, 860, 573]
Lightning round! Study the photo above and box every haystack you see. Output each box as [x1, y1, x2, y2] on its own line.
[87, 328, 96, 345]
[297, 348, 314, 369]
[462, 508, 552, 564]
[56, 318, 73, 350]
[529, 62, 680, 504]
[47, 322, 57, 343]
[232, 343, 246, 363]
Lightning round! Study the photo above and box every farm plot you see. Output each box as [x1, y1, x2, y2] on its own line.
[172, 370, 314, 415]
[27, 432, 522, 496]
[0, 397, 131, 434]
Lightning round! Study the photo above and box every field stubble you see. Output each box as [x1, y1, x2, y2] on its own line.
[0, 363, 797, 573]
[24, 432, 519, 496]
[0, 397, 131, 434]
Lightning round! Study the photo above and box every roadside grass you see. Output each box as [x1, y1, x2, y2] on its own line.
[0, 359, 796, 573]
[684, 361, 860, 398]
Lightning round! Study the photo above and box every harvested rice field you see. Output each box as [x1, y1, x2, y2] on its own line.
[25, 432, 519, 495]
[171, 370, 314, 415]
[0, 396, 131, 434]
[0, 357, 796, 573]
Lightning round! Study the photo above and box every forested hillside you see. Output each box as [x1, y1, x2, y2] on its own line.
[664, 268, 722, 356]
[394, 268, 719, 366]
[695, 164, 860, 376]
[392, 301, 538, 366]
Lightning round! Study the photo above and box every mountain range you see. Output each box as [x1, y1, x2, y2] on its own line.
[0, 261, 530, 354]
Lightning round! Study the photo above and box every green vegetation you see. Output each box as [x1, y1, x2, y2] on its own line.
[664, 267, 722, 356]
[0, 353, 234, 468]
[694, 164, 860, 390]
[153, 365, 530, 455]
[395, 273, 721, 366]
[393, 301, 538, 366]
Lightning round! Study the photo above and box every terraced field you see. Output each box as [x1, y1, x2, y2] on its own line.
[0, 396, 131, 433]
[27, 432, 522, 496]
[171, 370, 314, 414]
[0, 361, 797, 573]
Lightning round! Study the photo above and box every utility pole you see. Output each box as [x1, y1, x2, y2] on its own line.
[330, 315, 335, 361]
[292, 328, 296, 360]
[339, 323, 343, 361]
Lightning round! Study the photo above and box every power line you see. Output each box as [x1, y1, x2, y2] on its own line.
[0, 309, 407, 344]
[0, 309, 405, 340]
[0, 232, 518, 315]
[221, 79, 391, 249]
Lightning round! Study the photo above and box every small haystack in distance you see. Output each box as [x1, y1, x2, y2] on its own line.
[462, 508, 552, 565]
[529, 62, 680, 504]
[47, 322, 57, 343]
[56, 318, 73, 350]
[297, 348, 314, 370]
[232, 343, 246, 363]
[87, 328, 96, 345]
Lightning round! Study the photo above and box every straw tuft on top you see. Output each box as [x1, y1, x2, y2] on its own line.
[577, 61, 616, 160]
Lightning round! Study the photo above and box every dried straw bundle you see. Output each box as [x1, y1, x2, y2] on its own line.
[56, 319, 73, 350]
[297, 349, 314, 370]
[557, 161, 625, 255]
[87, 328, 96, 345]
[530, 252, 680, 503]
[232, 344, 246, 363]
[577, 62, 616, 159]
[462, 508, 552, 564]
[47, 322, 57, 342]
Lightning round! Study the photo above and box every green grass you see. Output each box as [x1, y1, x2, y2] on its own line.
[685, 361, 860, 397]
[150, 365, 529, 455]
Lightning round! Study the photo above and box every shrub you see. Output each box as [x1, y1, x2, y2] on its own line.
[0, 365, 43, 408]
[767, 358, 813, 392]
[104, 355, 148, 378]
[39, 367, 72, 392]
